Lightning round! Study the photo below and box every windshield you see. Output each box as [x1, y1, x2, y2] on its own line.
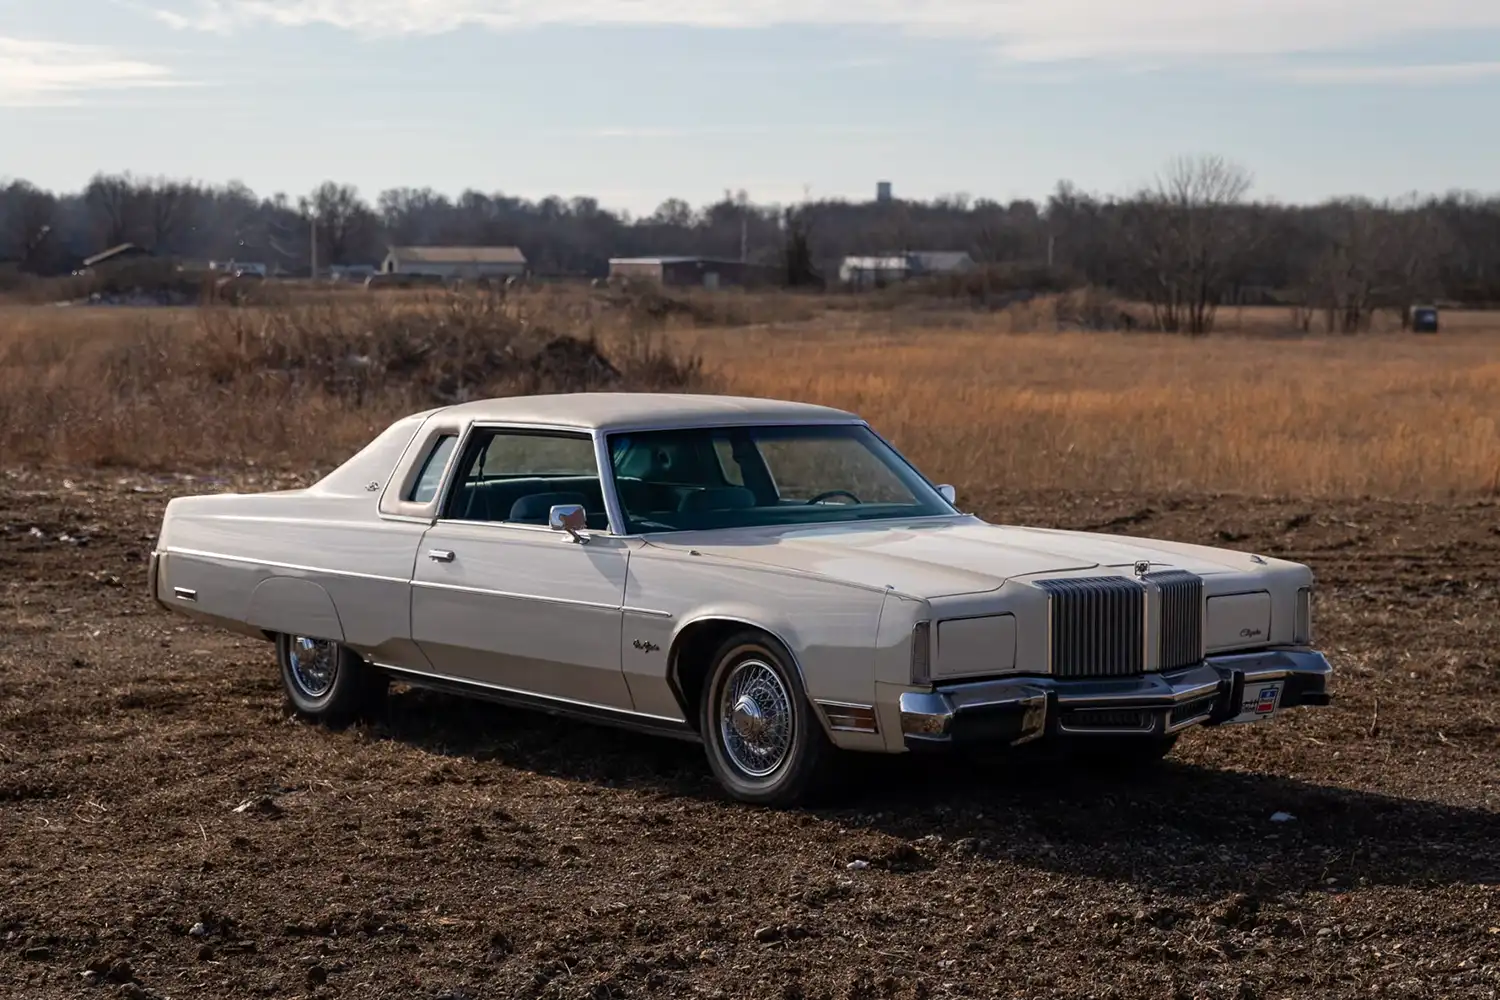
[605, 424, 955, 533]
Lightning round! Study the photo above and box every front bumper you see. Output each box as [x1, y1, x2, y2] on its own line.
[899, 648, 1332, 749]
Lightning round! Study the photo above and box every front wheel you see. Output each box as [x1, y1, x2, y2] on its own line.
[699, 632, 833, 806]
[276, 634, 387, 727]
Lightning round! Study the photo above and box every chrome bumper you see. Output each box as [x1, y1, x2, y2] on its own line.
[899, 648, 1333, 749]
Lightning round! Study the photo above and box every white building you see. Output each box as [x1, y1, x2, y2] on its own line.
[839, 255, 911, 289]
[907, 251, 976, 276]
[381, 246, 528, 281]
[839, 251, 976, 289]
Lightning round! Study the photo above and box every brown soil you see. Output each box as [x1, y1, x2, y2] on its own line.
[2, 471, 1497, 999]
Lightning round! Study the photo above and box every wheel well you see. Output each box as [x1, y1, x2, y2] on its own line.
[669, 619, 765, 732]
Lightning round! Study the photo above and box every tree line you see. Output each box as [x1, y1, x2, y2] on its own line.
[3, 155, 1497, 333]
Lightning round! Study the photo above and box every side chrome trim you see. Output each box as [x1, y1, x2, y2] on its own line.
[173, 587, 198, 603]
[623, 606, 674, 620]
[163, 547, 411, 586]
[161, 545, 674, 619]
[374, 663, 698, 742]
[410, 579, 621, 612]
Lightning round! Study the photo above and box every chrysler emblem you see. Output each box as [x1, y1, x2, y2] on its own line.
[1133, 560, 1151, 578]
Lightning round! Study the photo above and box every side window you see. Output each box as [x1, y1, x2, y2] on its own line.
[474, 433, 598, 478]
[406, 434, 457, 503]
[444, 429, 606, 527]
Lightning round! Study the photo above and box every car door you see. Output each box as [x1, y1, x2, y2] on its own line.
[408, 426, 636, 711]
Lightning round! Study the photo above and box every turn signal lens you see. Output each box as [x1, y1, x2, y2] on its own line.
[910, 621, 932, 684]
[1294, 587, 1313, 644]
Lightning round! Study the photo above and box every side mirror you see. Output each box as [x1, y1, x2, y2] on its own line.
[549, 504, 589, 544]
[937, 484, 957, 505]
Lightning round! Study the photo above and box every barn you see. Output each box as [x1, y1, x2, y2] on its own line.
[608, 256, 777, 289]
[381, 246, 528, 281]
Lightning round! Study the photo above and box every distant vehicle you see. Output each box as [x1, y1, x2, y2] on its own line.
[149, 393, 1334, 805]
[209, 261, 268, 278]
[1409, 305, 1440, 333]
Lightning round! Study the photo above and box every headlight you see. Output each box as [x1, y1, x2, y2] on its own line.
[1294, 587, 1313, 644]
[910, 621, 932, 684]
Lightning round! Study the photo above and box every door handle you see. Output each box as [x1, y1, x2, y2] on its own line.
[427, 549, 456, 563]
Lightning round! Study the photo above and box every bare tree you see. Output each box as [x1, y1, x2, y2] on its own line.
[0, 181, 59, 271]
[136, 178, 195, 254]
[1126, 155, 1254, 335]
[301, 182, 377, 266]
[84, 173, 141, 248]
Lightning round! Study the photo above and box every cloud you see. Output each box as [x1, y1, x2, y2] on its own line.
[148, 0, 1500, 62]
[0, 37, 180, 106]
[1275, 61, 1500, 84]
[581, 123, 899, 139]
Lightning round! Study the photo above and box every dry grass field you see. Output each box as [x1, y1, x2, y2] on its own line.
[2, 290, 1498, 498]
[2, 289, 1498, 999]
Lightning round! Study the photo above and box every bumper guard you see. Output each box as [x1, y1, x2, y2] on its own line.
[900, 648, 1332, 749]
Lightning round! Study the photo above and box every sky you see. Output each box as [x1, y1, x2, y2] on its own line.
[2, 0, 1498, 215]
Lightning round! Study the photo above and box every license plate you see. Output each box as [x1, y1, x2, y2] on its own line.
[1230, 680, 1284, 724]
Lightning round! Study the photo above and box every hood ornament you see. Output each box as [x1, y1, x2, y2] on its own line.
[1133, 560, 1152, 578]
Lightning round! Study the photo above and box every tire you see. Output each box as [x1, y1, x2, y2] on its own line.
[1061, 733, 1180, 771]
[699, 631, 832, 807]
[276, 634, 388, 727]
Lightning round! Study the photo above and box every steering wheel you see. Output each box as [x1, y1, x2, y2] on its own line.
[806, 490, 862, 505]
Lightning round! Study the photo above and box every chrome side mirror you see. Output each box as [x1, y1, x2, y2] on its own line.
[549, 504, 589, 544]
[937, 484, 957, 505]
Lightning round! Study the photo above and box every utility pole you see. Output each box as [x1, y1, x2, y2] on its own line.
[740, 212, 748, 263]
[309, 212, 319, 281]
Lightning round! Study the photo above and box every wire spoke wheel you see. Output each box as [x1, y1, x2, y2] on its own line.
[718, 658, 794, 778]
[287, 636, 338, 699]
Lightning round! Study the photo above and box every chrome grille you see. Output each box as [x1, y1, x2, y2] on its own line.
[1148, 570, 1205, 671]
[1036, 576, 1145, 678]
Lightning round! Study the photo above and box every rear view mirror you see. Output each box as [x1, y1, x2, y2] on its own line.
[937, 484, 957, 505]
[549, 504, 589, 543]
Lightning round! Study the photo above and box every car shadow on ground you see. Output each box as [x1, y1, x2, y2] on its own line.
[374, 685, 1500, 897]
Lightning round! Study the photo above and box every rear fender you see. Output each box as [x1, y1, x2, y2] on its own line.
[246, 577, 345, 643]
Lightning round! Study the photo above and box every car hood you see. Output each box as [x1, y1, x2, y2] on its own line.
[644, 516, 1279, 598]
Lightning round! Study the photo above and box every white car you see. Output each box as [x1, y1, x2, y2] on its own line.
[150, 393, 1333, 805]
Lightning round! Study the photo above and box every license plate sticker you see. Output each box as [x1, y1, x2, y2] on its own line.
[1231, 681, 1284, 724]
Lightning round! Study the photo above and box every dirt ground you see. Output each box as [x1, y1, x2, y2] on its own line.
[2, 471, 1497, 1000]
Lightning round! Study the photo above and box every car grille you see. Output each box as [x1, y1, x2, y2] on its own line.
[1036, 571, 1206, 679]
[1036, 576, 1146, 678]
[1059, 708, 1153, 731]
[1147, 570, 1205, 671]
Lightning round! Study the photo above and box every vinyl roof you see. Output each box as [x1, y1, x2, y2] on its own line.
[436, 393, 860, 431]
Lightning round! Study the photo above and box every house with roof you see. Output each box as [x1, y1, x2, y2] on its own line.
[381, 245, 528, 282]
[839, 250, 976, 289]
[80, 243, 153, 270]
[608, 256, 778, 289]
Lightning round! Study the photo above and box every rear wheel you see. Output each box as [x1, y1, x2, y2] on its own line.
[699, 631, 833, 807]
[276, 634, 387, 727]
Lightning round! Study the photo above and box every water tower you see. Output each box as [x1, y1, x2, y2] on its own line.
[876, 181, 893, 203]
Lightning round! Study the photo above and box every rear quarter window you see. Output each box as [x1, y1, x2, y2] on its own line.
[407, 434, 458, 503]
